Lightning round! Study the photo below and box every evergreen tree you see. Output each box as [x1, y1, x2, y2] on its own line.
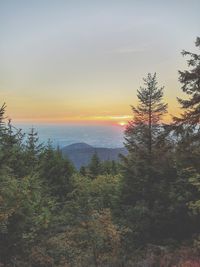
[88, 152, 101, 178]
[120, 73, 175, 244]
[170, 37, 200, 240]
[0, 106, 25, 175]
[80, 166, 87, 176]
[173, 37, 200, 172]
[174, 37, 200, 130]
[101, 160, 119, 175]
[0, 173, 54, 265]
[0, 103, 6, 128]
[39, 141, 74, 201]
[124, 72, 168, 159]
[0, 103, 6, 154]
[24, 127, 43, 173]
[0, 103, 6, 167]
[1, 120, 25, 176]
[111, 160, 118, 175]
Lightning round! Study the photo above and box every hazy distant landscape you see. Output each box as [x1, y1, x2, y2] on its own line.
[14, 124, 127, 168]
[62, 142, 127, 169]
[15, 123, 125, 148]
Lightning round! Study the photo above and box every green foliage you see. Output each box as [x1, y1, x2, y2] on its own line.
[0, 103, 6, 128]
[24, 127, 44, 173]
[88, 153, 101, 178]
[101, 160, 119, 175]
[59, 173, 122, 231]
[189, 173, 200, 215]
[0, 173, 54, 264]
[39, 142, 74, 202]
[120, 69, 200, 246]
[174, 37, 200, 129]
[172, 37, 200, 174]
[120, 73, 173, 244]
[47, 174, 126, 266]
[81, 156, 120, 178]
[80, 165, 87, 176]
[0, 120, 25, 176]
[125, 72, 168, 158]
[0, 106, 74, 266]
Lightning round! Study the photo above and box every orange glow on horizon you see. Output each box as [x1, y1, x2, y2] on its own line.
[8, 106, 178, 125]
[12, 115, 133, 125]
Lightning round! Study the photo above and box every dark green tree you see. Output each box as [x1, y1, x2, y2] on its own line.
[120, 73, 177, 245]
[0, 103, 6, 153]
[0, 103, 6, 167]
[101, 160, 119, 175]
[0, 107, 25, 176]
[24, 127, 43, 173]
[80, 165, 87, 176]
[0, 173, 54, 265]
[39, 141, 74, 201]
[170, 37, 200, 241]
[125, 73, 168, 159]
[0, 103, 6, 128]
[174, 37, 200, 129]
[88, 153, 101, 178]
[173, 37, 200, 172]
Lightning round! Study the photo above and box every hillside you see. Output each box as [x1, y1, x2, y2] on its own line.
[61, 142, 127, 169]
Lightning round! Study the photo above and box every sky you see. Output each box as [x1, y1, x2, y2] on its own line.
[0, 0, 199, 125]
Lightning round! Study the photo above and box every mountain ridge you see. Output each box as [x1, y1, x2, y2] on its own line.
[61, 142, 127, 169]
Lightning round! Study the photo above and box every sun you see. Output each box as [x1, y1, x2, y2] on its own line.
[118, 121, 127, 126]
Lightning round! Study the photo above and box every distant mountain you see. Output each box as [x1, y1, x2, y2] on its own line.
[61, 142, 127, 169]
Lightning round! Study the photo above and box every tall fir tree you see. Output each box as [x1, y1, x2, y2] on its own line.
[173, 37, 200, 172]
[0, 120, 25, 176]
[124, 72, 168, 159]
[0, 103, 6, 128]
[39, 140, 74, 202]
[171, 38, 200, 237]
[0, 103, 6, 155]
[24, 127, 43, 173]
[174, 37, 200, 130]
[120, 73, 177, 244]
[0, 103, 6, 168]
[0, 105, 24, 175]
[89, 152, 101, 178]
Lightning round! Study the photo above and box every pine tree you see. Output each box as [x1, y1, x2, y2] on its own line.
[0, 172, 54, 265]
[0, 120, 25, 176]
[0, 103, 6, 152]
[111, 160, 118, 175]
[0, 103, 6, 128]
[124, 73, 168, 159]
[39, 141, 74, 201]
[171, 38, 200, 235]
[173, 37, 200, 172]
[120, 73, 173, 244]
[0, 106, 25, 175]
[89, 153, 101, 178]
[174, 37, 200, 130]
[101, 160, 119, 175]
[0, 103, 6, 166]
[80, 166, 87, 176]
[25, 127, 43, 173]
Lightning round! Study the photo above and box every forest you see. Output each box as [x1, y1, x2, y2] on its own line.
[0, 37, 199, 266]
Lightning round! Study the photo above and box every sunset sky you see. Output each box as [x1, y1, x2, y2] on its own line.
[0, 0, 199, 125]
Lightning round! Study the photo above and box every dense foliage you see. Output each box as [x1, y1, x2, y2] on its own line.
[0, 37, 200, 266]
